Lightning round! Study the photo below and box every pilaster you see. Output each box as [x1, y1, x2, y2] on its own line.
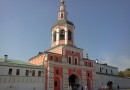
[56, 29, 60, 45]
[65, 27, 68, 45]
[47, 65, 54, 90]
[82, 69, 87, 89]
[63, 67, 69, 90]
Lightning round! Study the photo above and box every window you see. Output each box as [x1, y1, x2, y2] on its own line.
[111, 70, 113, 74]
[88, 73, 90, 77]
[60, 30, 65, 40]
[56, 57, 58, 62]
[8, 68, 12, 75]
[56, 70, 59, 74]
[26, 70, 29, 76]
[32, 70, 35, 76]
[85, 62, 88, 66]
[68, 57, 71, 64]
[53, 31, 56, 42]
[90, 62, 92, 67]
[16, 69, 20, 75]
[61, 13, 63, 18]
[74, 58, 78, 65]
[106, 69, 108, 74]
[54, 81, 57, 87]
[100, 68, 102, 73]
[68, 30, 72, 40]
[50, 56, 53, 60]
[38, 71, 41, 76]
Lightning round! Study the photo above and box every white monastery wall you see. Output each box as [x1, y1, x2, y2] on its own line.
[0, 63, 45, 90]
[94, 73, 130, 90]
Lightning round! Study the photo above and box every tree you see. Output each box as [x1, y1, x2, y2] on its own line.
[124, 68, 130, 77]
[118, 68, 130, 77]
[126, 68, 130, 71]
[118, 71, 125, 77]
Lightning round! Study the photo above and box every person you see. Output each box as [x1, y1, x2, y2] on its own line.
[117, 85, 120, 89]
[81, 86, 83, 90]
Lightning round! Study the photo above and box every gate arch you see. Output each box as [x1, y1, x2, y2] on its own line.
[68, 74, 81, 90]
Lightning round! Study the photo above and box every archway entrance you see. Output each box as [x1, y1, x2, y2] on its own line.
[107, 81, 113, 89]
[69, 74, 81, 90]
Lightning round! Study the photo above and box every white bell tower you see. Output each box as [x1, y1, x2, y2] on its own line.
[51, 0, 75, 48]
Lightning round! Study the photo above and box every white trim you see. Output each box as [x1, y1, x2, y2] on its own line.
[65, 27, 68, 45]
[56, 29, 60, 45]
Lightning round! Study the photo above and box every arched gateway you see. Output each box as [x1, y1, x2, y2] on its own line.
[69, 74, 81, 90]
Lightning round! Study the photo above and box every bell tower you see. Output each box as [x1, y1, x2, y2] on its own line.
[51, 0, 75, 48]
[58, 0, 67, 20]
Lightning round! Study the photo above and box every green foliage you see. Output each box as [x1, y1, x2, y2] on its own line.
[126, 68, 130, 71]
[124, 69, 130, 77]
[118, 68, 130, 77]
[118, 71, 125, 77]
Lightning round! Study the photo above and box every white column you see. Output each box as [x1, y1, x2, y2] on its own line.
[51, 31, 54, 43]
[47, 66, 54, 90]
[56, 29, 60, 45]
[65, 27, 68, 45]
[63, 67, 68, 90]
[82, 69, 87, 89]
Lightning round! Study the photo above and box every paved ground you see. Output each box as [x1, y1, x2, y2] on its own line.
[113, 89, 130, 90]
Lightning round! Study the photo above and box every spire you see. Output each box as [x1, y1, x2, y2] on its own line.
[58, 0, 67, 20]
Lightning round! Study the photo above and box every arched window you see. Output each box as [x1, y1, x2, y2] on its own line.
[61, 13, 63, 18]
[68, 30, 72, 40]
[53, 31, 56, 42]
[60, 29, 65, 40]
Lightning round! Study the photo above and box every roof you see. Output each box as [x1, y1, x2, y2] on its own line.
[29, 51, 62, 61]
[48, 44, 83, 52]
[0, 58, 42, 68]
[96, 62, 118, 69]
[52, 20, 75, 28]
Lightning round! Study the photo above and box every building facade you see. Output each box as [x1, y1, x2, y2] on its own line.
[93, 62, 130, 89]
[29, 0, 94, 90]
[0, 56, 45, 90]
[0, 0, 130, 90]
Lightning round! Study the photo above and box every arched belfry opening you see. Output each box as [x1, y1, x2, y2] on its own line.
[68, 30, 72, 41]
[60, 29, 65, 40]
[68, 74, 81, 90]
[53, 31, 56, 42]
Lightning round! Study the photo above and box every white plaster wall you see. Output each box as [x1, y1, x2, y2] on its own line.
[94, 73, 130, 90]
[0, 76, 44, 90]
[0, 65, 44, 76]
[0, 65, 45, 90]
[95, 63, 118, 75]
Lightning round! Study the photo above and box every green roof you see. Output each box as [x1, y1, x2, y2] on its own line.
[52, 20, 74, 28]
[0, 58, 40, 67]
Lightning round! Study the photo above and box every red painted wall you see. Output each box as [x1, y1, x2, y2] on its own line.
[54, 76, 61, 90]
[54, 67, 63, 90]
[66, 50, 80, 65]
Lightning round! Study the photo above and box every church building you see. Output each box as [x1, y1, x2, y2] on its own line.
[29, 0, 94, 90]
[0, 0, 130, 90]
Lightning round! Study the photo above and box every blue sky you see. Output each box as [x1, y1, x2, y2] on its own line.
[0, 0, 130, 71]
